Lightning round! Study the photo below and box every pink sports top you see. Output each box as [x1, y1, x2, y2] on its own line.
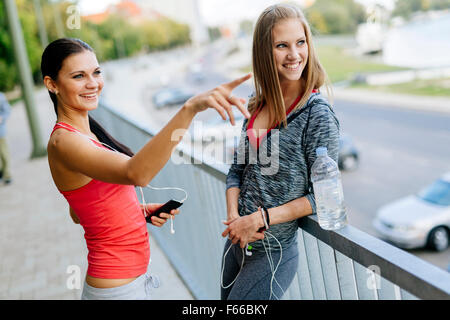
[247, 90, 318, 150]
[51, 122, 150, 279]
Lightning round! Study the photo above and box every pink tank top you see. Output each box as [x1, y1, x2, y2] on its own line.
[51, 122, 150, 279]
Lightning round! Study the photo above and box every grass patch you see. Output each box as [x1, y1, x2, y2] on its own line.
[316, 45, 406, 83]
[239, 44, 450, 97]
[353, 78, 450, 97]
[240, 45, 406, 83]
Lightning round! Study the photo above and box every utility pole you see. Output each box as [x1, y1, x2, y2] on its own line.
[4, 0, 46, 158]
[52, 0, 65, 38]
[33, 0, 49, 48]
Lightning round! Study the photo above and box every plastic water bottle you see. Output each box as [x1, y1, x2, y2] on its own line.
[311, 147, 347, 230]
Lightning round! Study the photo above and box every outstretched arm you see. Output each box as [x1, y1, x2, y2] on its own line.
[49, 74, 252, 187]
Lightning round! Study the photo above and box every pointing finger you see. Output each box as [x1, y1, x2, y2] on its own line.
[228, 95, 250, 119]
[223, 73, 252, 91]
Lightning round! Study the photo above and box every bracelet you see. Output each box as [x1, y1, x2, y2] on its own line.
[262, 206, 270, 226]
[259, 208, 265, 231]
[260, 206, 269, 231]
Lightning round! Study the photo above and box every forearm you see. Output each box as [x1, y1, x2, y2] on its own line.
[265, 196, 312, 226]
[226, 187, 240, 219]
[128, 73, 252, 186]
[127, 104, 196, 186]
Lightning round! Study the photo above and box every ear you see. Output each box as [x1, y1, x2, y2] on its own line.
[44, 76, 58, 94]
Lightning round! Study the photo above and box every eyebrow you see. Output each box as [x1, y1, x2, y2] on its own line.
[69, 67, 100, 75]
[274, 36, 306, 43]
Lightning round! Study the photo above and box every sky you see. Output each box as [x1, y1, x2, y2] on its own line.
[77, 0, 396, 25]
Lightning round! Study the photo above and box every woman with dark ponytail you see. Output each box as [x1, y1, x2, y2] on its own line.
[42, 38, 251, 299]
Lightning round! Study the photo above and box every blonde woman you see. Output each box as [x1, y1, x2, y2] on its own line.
[221, 4, 340, 300]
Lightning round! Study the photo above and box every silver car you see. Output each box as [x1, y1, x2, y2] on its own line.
[373, 172, 450, 252]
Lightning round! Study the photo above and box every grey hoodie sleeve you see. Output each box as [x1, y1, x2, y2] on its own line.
[304, 101, 340, 213]
[226, 119, 248, 190]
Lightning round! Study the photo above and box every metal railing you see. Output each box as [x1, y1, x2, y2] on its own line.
[92, 102, 450, 300]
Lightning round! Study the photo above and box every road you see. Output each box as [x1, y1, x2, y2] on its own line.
[101, 43, 450, 271]
[334, 99, 450, 269]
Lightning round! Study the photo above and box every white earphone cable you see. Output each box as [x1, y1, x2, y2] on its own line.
[55, 122, 186, 233]
[220, 242, 245, 289]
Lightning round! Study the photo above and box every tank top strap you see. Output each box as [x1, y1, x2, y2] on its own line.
[51, 122, 106, 149]
[51, 122, 80, 136]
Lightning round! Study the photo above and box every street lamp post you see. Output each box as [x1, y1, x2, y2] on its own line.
[4, 0, 46, 158]
[33, 0, 49, 48]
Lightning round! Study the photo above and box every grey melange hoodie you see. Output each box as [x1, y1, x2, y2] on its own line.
[226, 92, 340, 252]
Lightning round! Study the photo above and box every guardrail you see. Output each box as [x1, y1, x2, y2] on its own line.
[92, 102, 450, 300]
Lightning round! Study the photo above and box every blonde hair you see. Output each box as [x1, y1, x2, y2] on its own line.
[249, 3, 330, 128]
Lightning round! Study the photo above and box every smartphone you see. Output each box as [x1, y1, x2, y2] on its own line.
[145, 200, 183, 223]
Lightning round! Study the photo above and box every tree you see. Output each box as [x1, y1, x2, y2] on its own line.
[305, 0, 367, 35]
[0, 0, 191, 92]
[0, 0, 42, 91]
[392, 0, 450, 19]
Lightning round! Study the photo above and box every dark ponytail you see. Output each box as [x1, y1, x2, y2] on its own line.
[41, 38, 134, 157]
[88, 116, 134, 157]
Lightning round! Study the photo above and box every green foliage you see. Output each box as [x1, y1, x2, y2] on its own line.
[0, 0, 43, 91]
[305, 0, 367, 35]
[0, 0, 191, 92]
[392, 0, 450, 19]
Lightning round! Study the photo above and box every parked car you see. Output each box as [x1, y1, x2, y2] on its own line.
[152, 87, 194, 109]
[373, 172, 450, 252]
[338, 133, 359, 171]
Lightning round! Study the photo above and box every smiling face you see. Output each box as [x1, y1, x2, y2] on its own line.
[272, 18, 309, 84]
[46, 50, 104, 112]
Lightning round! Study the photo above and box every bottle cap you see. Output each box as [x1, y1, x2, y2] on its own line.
[316, 147, 327, 156]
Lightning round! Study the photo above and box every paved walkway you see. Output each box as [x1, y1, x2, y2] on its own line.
[0, 89, 193, 299]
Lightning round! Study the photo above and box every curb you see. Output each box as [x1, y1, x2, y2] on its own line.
[332, 87, 450, 114]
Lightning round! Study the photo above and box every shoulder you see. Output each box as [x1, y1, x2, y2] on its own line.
[48, 129, 92, 160]
[308, 93, 338, 122]
[308, 92, 332, 113]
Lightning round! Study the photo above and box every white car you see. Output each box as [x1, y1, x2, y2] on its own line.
[373, 172, 450, 252]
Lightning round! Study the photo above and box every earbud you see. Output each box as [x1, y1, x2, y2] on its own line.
[245, 244, 252, 256]
[170, 216, 175, 234]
